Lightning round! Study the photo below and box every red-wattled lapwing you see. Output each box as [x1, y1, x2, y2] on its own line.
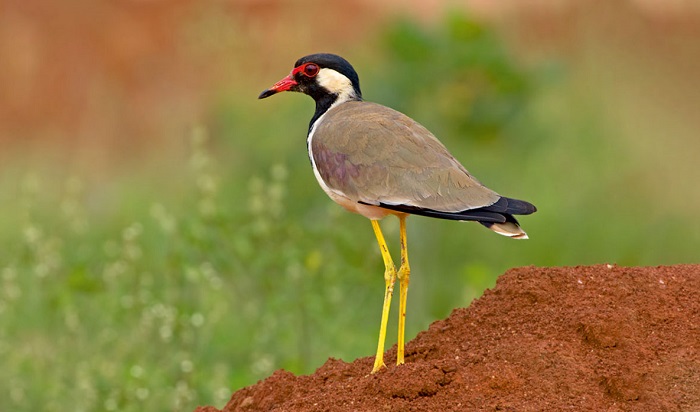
[259, 53, 536, 373]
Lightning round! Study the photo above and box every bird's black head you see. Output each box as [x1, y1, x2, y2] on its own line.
[258, 53, 362, 103]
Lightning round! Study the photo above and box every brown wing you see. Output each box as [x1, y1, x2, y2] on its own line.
[311, 101, 500, 213]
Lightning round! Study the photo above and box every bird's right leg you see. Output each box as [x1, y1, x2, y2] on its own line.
[370, 219, 397, 373]
[396, 214, 410, 366]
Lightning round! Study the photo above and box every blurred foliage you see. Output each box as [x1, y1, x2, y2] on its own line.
[0, 130, 373, 411]
[1, 9, 699, 412]
[374, 13, 533, 143]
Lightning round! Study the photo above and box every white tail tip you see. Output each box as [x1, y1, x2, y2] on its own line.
[488, 221, 529, 239]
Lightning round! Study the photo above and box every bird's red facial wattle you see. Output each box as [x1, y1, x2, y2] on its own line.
[258, 63, 320, 99]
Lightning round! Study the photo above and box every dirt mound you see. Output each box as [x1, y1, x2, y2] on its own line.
[195, 264, 700, 411]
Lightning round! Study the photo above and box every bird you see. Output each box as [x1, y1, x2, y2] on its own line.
[258, 53, 536, 373]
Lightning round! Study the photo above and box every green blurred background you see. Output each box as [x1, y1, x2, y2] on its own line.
[1, 1, 698, 410]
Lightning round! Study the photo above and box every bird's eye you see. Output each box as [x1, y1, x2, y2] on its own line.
[302, 63, 319, 77]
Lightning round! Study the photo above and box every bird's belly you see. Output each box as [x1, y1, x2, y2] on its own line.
[325, 189, 394, 220]
[310, 163, 393, 220]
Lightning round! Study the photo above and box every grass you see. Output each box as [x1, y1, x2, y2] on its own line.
[0, 128, 398, 411]
[1, 11, 699, 412]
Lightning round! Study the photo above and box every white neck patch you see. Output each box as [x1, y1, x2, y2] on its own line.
[317, 68, 357, 107]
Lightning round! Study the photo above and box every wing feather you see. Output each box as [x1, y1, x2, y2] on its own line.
[311, 101, 500, 212]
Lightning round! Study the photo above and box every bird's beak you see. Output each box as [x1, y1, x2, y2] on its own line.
[258, 74, 298, 99]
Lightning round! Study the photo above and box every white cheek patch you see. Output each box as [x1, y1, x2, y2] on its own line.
[317, 68, 357, 104]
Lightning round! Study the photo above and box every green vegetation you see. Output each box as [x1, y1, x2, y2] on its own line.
[1, 12, 698, 412]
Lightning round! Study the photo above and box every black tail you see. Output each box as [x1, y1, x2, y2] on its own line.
[369, 197, 536, 239]
[372, 197, 536, 224]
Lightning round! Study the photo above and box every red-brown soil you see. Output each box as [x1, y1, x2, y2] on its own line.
[195, 264, 700, 411]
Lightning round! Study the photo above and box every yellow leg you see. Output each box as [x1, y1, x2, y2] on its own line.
[396, 215, 410, 365]
[370, 219, 397, 373]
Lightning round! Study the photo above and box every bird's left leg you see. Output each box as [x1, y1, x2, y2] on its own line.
[396, 214, 411, 365]
[370, 219, 397, 373]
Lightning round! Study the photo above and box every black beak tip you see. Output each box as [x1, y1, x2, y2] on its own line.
[258, 89, 276, 99]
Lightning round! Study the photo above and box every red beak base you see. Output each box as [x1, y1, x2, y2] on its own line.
[258, 75, 298, 99]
